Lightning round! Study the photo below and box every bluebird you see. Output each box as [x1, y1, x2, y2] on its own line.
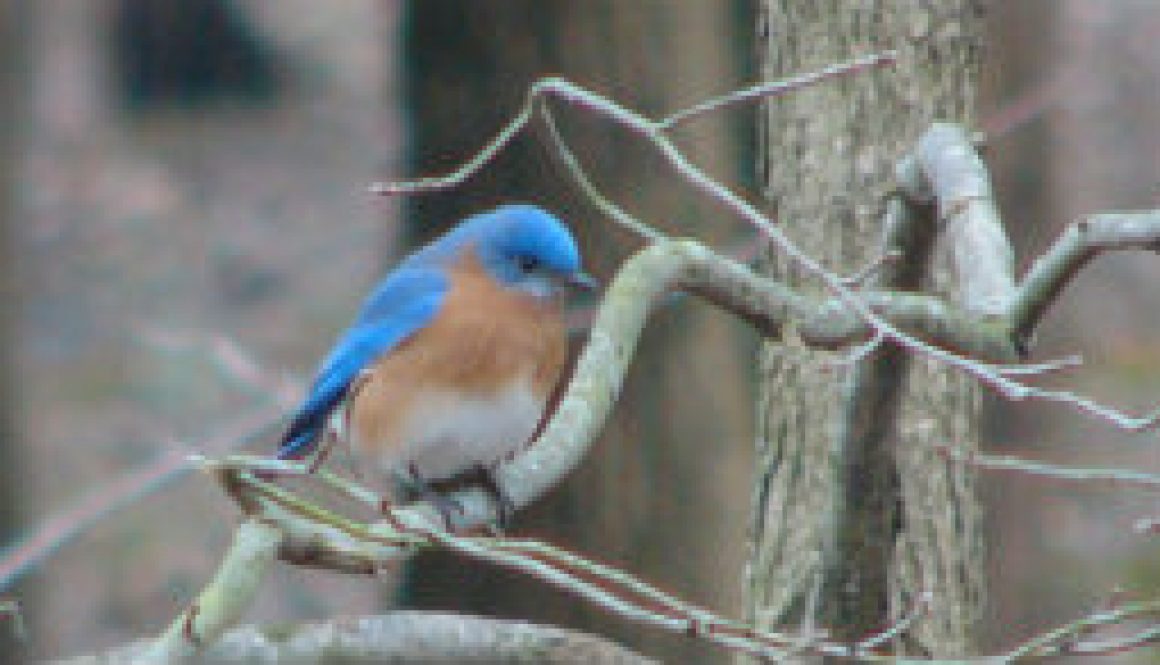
[277, 204, 594, 518]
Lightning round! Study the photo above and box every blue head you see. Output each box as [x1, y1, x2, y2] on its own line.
[419, 204, 594, 298]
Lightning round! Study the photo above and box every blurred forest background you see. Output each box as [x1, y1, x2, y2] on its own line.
[0, 1, 1157, 662]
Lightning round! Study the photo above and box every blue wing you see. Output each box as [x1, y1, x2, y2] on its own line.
[277, 267, 449, 459]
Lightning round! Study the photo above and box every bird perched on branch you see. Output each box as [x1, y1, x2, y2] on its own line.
[277, 204, 594, 520]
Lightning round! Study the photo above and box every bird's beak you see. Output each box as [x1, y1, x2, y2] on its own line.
[564, 271, 599, 291]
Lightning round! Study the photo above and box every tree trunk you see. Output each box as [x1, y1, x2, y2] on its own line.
[111, 0, 281, 110]
[0, 0, 26, 659]
[745, 1, 986, 658]
[400, 2, 755, 661]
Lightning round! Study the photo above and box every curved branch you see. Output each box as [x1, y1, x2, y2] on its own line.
[900, 123, 1160, 429]
[910, 122, 1017, 316]
[143, 518, 282, 662]
[479, 240, 1022, 525]
[1011, 210, 1160, 346]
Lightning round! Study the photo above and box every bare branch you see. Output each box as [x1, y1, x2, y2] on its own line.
[905, 123, 1017, 317]
[898, 127, 1160, 429]
[856, 591, 933, 653]
[142, 519, 283, 663]
[995, 354, 1083, 376]
[0, 406, 286, 592]
[937, 444, 1160, 490]
[540, 104, 665, 241]
[60, 613, 658, 665]
[1011, 210, 1160, 347]
[150, 456, 1160, 664]
[659, 50, 898, 129]
[841, 249, 904, 288]
[996, 597, 1160, 661]
[1069, 624, 1160, 656]
[489, 240, 1026, 526]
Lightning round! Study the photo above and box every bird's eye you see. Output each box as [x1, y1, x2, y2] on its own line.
[517, 255, 540, 273]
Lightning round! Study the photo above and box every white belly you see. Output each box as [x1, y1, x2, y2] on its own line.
[380, 379, 545, 481]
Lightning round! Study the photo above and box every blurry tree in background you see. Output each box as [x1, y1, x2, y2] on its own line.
[16, 0, 393, 658]
[747, 1, 985, 657]
[984, 0, 1160, 647]
[112, 0, 281, 110]
[0, 0, 26, 657]
[399, 2, 756, 661]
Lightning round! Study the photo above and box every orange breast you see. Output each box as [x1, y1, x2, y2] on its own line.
[348, 253, 568, 467]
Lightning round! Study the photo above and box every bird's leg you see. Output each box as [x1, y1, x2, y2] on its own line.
[306, 430, 337, 474]
[389, 463, 464, 531]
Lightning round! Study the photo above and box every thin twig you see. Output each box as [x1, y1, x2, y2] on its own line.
[1069, 624, 1160, 656]
[994, 354, 1084, 376]
[996, 597, 1160, 661]
[937, 444, 1160, 490]
[0, 409, 286, 592]
[540, 103, 665, 241]
[219, 467, 867, 661]
[659, 50, 898, 129]
[857, 591, 933, 652]
[1010, 210, 1160, 347]
[841, 249, 904, 288]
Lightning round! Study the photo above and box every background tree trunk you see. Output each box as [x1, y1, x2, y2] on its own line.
[0, 0, 26, 659]
[400, 2, 756, 661]
[111, 0, 281, 110]
[745, 1, 987, 658]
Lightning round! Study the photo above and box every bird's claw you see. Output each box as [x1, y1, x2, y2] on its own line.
[467, 463, 515, 533]
[393, 464, 465, 531]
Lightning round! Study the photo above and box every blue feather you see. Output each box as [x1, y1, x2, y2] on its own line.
[277, 267, 448, 458]
[277, 203, 589, 460]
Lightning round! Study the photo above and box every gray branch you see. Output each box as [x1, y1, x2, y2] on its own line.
[461, 239, 1026, 531]
[1011, 210, 1160, 349]
[59, 612, 656, 664]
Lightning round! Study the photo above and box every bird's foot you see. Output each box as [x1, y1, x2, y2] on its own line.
[394, 463, 465, 531]
[465, 463, 515, 534]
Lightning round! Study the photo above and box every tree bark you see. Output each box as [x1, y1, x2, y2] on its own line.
[400, 2, 755, 661]
[746, 1, 986, 658]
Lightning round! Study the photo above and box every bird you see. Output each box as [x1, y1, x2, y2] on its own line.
[276, 203, 594, 520]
